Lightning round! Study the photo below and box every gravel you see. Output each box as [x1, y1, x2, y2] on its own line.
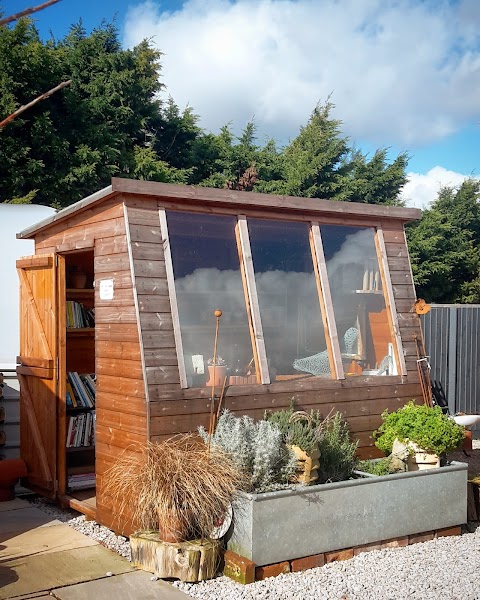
[27, 440, 480, 600]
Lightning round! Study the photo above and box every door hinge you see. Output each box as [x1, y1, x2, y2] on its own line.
[56, 356, 59, 381]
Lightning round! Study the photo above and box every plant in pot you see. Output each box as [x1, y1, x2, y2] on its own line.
[206, 355, 227, 387]
[265, 404, 325, 485]
[374, 401, 466, 471]
[103, 434, 247, 543]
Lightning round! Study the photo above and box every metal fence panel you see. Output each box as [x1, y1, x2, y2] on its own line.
[421, 305, 480, 430]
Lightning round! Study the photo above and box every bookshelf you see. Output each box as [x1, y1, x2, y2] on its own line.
[63, 253, 96, 494]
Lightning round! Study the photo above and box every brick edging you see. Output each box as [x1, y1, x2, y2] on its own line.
[223, 526, 462, 584]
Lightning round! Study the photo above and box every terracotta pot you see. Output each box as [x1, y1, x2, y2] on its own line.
[206, 365, 227, 388]
[0, 458, 27, 502]
[158, 508, 189, 543]
[71, 270, 87, 289]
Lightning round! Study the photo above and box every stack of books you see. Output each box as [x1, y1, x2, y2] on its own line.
[66, 301, 95, 328]
[66, 372, 96, 408]
[66, 411, 95, 448]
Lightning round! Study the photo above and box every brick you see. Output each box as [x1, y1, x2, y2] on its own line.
[255, 561, 290, 580]
[435, 526, 461, 538]
[353, 542, 382, 556]
[291, 554, 325, 572]
[408, 531, 434, 545]
[223, 550, 256, 585]
[325, 548, 354, 563]
[381, 536, 409, 549]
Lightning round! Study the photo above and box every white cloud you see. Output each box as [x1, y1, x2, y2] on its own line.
[401, 166, 478, 209]
[123, 0, 480, 145]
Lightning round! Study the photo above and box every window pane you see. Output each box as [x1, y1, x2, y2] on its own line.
[248, 218, 330, 381]
[166, 211, 255, 387]
[321, 225, 396, 376]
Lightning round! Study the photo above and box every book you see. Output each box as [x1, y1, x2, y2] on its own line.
[66, 301, 95, 328]
[66, 381, 77, 408]
[66, 416, 74, 448]
[68, 372, 91, 407]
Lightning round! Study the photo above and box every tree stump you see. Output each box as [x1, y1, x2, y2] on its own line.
[130, 531, 221, 582]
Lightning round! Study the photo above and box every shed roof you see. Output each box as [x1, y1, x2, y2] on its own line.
[17, 177, 421, 239]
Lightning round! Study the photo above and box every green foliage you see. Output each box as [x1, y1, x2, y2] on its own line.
[406, 179, 480, 303]
[198, 410, 297, 493]
[0, 18, 164, 206]
[357, 457, 398, 476]
[0, 16, 408, 208]
[317, 412, 358, 483]
[374, 401, 465, 456]
[265, 403, 324, 454]
[337, 148, 409, 205]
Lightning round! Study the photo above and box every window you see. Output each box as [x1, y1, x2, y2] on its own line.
[166, 211, 255, 387]
[321, 225, 396, 376]
[248, 218, 330, 381]
[163, 211, 400, 388]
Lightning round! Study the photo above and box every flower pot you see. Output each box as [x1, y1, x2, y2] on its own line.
[407, 449, 440, 471]
[206, 365, 227, 387]
[392, 439, 440, 471]
[71, 270, 87, 289]
[288, 445, 320, 485]
[158, 508, 189, 543]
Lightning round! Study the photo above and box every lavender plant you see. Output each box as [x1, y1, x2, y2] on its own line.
[199, 410, 297, 492]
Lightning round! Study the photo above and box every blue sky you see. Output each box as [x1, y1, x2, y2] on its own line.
[2, 0, 479, 208]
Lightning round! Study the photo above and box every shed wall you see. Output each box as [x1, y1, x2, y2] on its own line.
[124, 197, 422, 459]
[34, 199, 147, 529]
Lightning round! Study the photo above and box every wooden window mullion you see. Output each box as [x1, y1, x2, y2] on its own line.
[236, 216, 270, 385]
[310, 223, 345, 379]
[158, 209, 188, 388]
[374, 227, 407, 376]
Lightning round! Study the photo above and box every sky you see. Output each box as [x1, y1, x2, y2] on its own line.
[2, 0, 480, 209]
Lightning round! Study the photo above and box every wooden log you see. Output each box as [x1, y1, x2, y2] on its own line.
[130, 531, 220, 582]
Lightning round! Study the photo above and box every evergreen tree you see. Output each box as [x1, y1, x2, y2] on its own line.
[406, 179, 480, 303]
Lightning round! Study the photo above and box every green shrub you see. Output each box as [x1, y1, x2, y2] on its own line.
[317, 412, 358, 483]
[265, 403, 324, 454]
[198, 410, 298, 493]
[357, 457, 398, 476]
[374, 401, 465, 456]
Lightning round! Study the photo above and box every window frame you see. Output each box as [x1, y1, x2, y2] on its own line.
[161, 209, 407, 389]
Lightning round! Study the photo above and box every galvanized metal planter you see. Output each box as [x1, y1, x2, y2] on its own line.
[226, 461, 468, 566]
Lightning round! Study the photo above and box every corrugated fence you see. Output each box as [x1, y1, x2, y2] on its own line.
[421, 305, 480, 429]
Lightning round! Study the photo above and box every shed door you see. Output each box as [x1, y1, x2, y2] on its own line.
[16, 254, 62, 497]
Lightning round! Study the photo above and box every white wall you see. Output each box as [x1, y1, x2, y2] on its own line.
[0, 204, 55, 369]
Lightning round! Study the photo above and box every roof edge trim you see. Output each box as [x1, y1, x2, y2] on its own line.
[17, 185, 114, 239]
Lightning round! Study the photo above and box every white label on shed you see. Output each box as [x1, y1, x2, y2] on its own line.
[99, 278, 114, 300]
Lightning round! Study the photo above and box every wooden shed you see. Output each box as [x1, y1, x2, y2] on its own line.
[16, 178, 423, 532]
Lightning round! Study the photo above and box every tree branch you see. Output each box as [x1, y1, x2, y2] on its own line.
[0, 80, 71, 129]
[0, 0, 61, 27]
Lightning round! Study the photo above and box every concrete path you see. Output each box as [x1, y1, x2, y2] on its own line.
[0, 498, 188, 599]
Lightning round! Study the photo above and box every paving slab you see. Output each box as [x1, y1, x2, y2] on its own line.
[0, 544, 135, 599]
[0, 507, 61, 536]
[51, 570, 190, 600]
[0, 498, 31, 512]
[0, 523, 98, 560]
[5, 594, 51, 600]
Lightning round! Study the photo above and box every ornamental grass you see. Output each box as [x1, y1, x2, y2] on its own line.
[103, 434, 248, 540]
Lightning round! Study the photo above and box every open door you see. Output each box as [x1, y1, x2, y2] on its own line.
[16, 254, 64, 497]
